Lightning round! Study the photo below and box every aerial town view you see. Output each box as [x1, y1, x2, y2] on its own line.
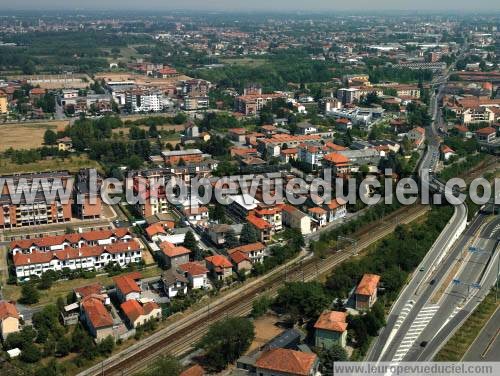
[0, 1, 499, 375]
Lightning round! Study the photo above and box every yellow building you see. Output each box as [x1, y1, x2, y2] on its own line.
[0, 301, 20, 339]
[0, 94, 8, 114]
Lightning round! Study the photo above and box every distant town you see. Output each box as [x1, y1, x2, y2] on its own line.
[0, 10, 499, 376]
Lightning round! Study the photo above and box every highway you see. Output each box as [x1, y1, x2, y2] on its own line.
[366, 65, 473, 362]
[78, 205, 429, 376]
[463, 306, 500, 361]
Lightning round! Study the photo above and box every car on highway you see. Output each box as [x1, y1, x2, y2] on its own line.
[419, 267, 425, 272]
[430, 279, 436, 285]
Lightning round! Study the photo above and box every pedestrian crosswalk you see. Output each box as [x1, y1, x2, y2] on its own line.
[392, 304, 440, 362]
[393, 300, 414, 331]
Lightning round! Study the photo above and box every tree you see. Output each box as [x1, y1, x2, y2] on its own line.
[251, 295, 272, 318]
[210, 203, 227, 223]
[275, 282, 329, 321]
[224, 229, 239, 249]
[319, 345, 348, 371]
[20, 342, 42, 363]
[44, 129, 58, 145]
[197, 317, 255, 371]
[240, 223, 258, 244]
[137, 356, 182, 376]
[97, 336, 115, 355]
[19, 284, 40, 305]
[183, 230, 201, 260]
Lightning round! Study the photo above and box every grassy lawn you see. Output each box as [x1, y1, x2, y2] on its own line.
[0, 155, 102, 174]
[2, 265, 162, 307]
[435, 290, 500, 361]
[0, 121, 69, 151]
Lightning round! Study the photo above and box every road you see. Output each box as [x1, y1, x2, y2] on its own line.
[463, 307, 500, 361]
[366, 63, 473, 362]
[378, 214, 499, 362]
[78, 205, 429, 376]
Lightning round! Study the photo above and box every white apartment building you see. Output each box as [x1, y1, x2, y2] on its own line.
[13, 241, 143, 279]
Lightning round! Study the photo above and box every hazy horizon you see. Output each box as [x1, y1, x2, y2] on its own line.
[1, 0, 499, 13]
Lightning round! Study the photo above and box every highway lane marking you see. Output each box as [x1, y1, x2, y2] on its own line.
[481, 328, 500, 359]
[392, 304, 440, 362]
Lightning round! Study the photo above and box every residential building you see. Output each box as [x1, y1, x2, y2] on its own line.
[114, 273, 142, 303]
[322, 153, 352, 176]
[440, 145, 456, 161]
[161, 149, 204, 166]
[13, 240, 143, 279]
[120, 300, 161, 328]
[74, 283, 110, 305]
[253, 205, 283, 232]
[407, 127, 426, 148]
[227, 242, 267, 264]
[10, 228, 133, 255]
[314, 310, 348, 349]
[355, 273, 381, 310]
[0, 301, 20, 339]
[296, 122, 318, 135]
[229, 251, 252, 274]
[308, 207, 328, 227]
[235, 93, 287, 116]
[178, 262, 209, 289]
[281, 204, 312, 235]
[475, 127, 497, 144]
[183, 206, 209, 224]
[180, 365, 205, 376]
[125, 89, 165, 113]
[0, 92, 8, 114]
[57, 137, 73, 152]
[0, 171, 73, 229]
[247, 214, 273, 243]
[162, 269, 188, 298]
[205, 255, 233, 280]
[74, 168, 103, 220]
[324, 198, 347, 222]
[462, 107, 495, 124]
[255, 348, 319, 376]
[80, 296, 115, 342]
[160, 242, 191, 269]
[337, 87, 360, 105]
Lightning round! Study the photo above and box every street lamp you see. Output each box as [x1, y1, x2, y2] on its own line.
[468, 245, 499, 302]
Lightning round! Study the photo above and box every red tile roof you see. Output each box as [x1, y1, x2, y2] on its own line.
[228, 242, 265, 255]
[326, 198, 347, 210]
[323, 153, 350, 165]
[314, 310, 348, 332]
[120, 299, 159, 323]
[355, 274, 380, 296]
[179, 262, 208, 276]
[146, 223, 167, 238]
[229, 250, 251, 264]
[308, 206, 327, 215]
[256, 348, 317, 376]
[114, 275, 141, 296]
[81, 296, 113, 329]
[160, 242, 191, 258]
[74, 283, 105, 299]
[10, 228, 131, 250]
[247, 215, 272, 230]
[476, 126, 496, 135]
[12, 240, 141, 267]
[0, 300, 19, 320]
[205, 255, 232, 269]
[180, 365, 205, 376]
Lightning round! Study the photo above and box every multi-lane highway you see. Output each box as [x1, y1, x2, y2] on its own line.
[368, 52, 499, 363]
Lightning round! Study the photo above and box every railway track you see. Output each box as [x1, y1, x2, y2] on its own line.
[80, 205, 429, 376]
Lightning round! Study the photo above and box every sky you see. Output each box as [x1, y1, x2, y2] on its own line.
[1, 0, 499, 12]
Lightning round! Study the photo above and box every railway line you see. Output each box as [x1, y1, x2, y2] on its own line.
[80, 204, 429, 376]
